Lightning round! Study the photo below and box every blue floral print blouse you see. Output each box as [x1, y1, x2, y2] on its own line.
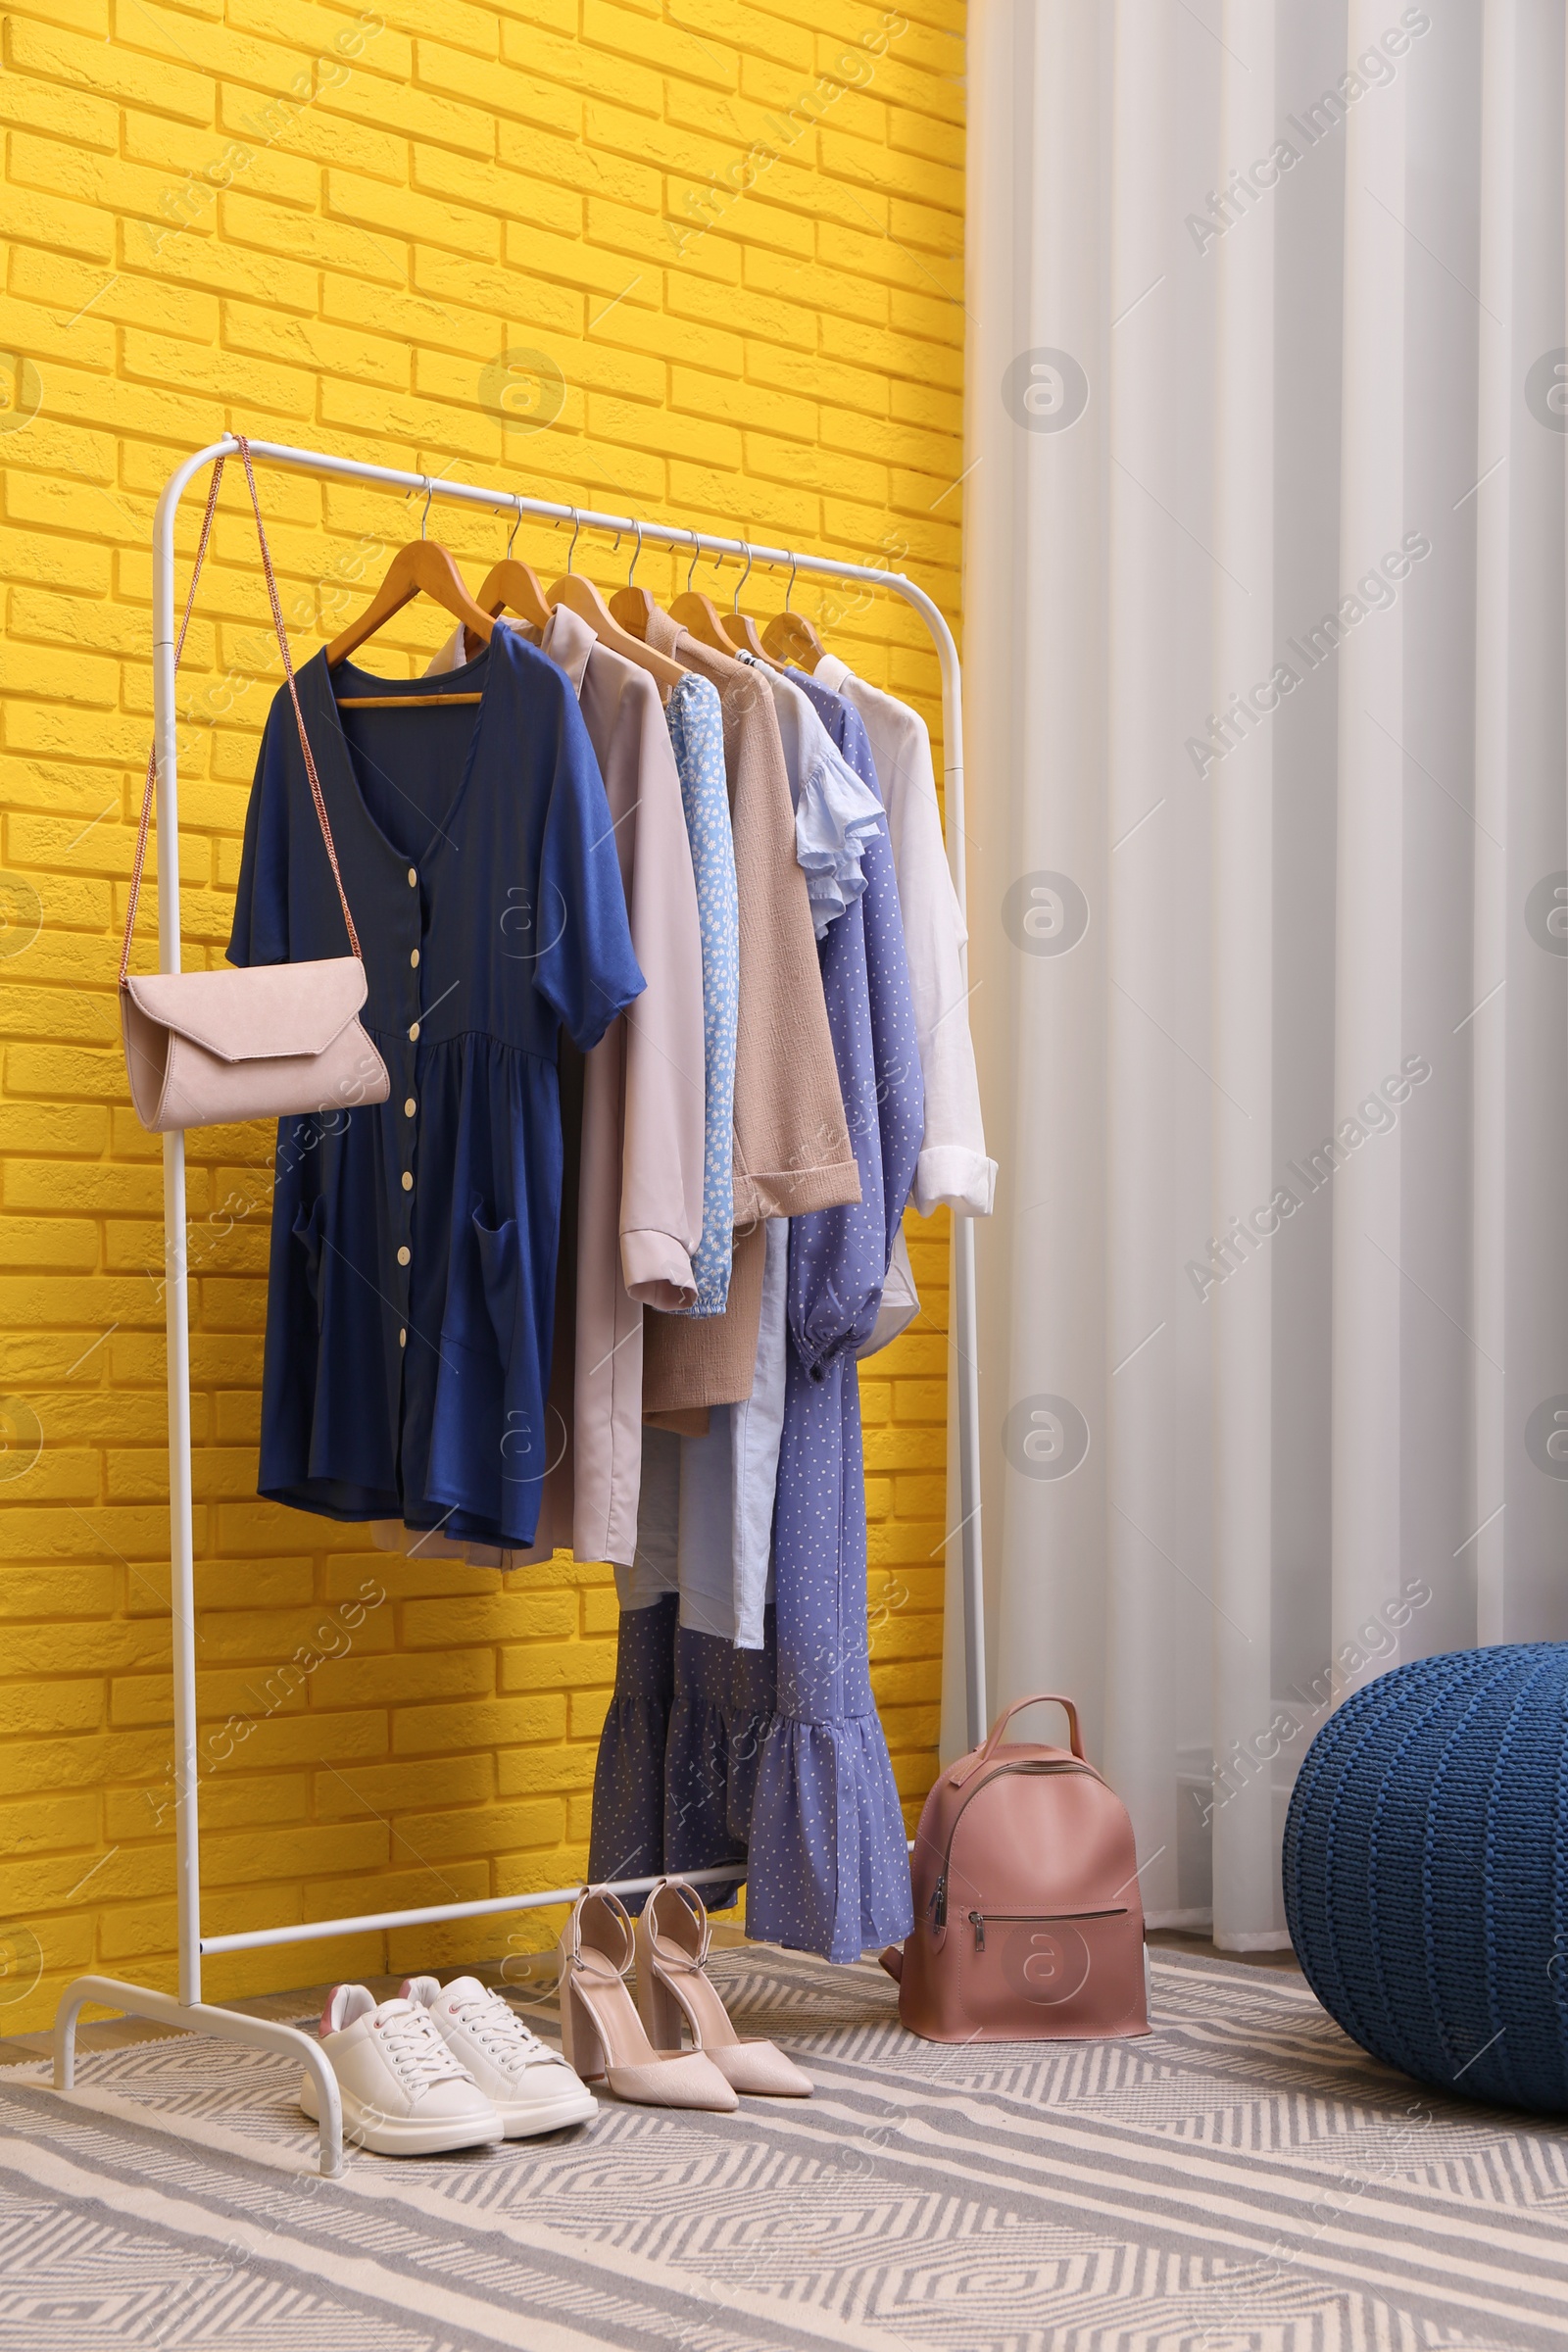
[665, 672, 738, 1317]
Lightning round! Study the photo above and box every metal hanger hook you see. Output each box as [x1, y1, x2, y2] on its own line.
[784, 553, 798, 612]
[566, 508, 581, 575]
[733, 542, 752, 613]
[419, 478, 433, 539]
[506, 494, 523, 560]
[685, 529, 701, 593]
[628, 520, 643, 586]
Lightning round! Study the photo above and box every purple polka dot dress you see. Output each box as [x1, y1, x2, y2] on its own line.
[745, 683, 923, 1962]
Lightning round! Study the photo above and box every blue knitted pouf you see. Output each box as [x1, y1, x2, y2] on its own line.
[1282, 1643, 1568, 2113]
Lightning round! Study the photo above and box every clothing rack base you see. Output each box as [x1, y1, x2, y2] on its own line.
[52, 435, 985, 2174]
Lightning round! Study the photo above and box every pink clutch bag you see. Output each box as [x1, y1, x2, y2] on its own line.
[119, 438, 389, 1136]
[882, 1693, 1151, 2043]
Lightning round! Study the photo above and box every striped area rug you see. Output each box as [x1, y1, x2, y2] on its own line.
[2, 1945, 1564, 2350]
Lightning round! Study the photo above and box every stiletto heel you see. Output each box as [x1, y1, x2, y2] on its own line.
[555, 1889, 737, 2112]
[634, 1880, 812, 2097]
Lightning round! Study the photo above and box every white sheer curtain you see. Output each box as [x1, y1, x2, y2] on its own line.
[955, 0, 1568, 1945]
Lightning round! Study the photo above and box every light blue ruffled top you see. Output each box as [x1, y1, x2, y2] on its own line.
[739, 656, 885, 937]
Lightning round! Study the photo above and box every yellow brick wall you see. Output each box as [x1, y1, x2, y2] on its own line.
[0, 0, 963, 2033]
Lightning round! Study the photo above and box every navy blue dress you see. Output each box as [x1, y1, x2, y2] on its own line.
[228, 634, 644, 1551]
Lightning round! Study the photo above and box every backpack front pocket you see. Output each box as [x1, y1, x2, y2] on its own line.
[955, 1907, 1142, 2034]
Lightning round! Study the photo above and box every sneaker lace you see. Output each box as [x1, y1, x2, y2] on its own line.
[374, 2004, 469, 2093]
[450, 1987, 559, 2073]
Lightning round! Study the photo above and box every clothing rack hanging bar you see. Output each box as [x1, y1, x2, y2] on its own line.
[53, 433, 984, 2178]
[201, 1863, 760, 1958]
[202, 1841, 912, 1959]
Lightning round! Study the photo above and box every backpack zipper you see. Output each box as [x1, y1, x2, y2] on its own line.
[966, 1905, 1127, 1952]
[927, 1757, 1098, 1930]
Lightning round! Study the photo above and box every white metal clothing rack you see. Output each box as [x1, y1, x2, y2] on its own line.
[52, 435, 986, 2176]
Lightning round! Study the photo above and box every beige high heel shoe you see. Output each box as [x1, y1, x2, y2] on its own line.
[635, 1879, 812, 2097]
[556, 1889, 738, 2112]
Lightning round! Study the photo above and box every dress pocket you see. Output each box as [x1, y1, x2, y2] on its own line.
[291, 1197, 327, 1309]
[471, 1206, 520, 1361]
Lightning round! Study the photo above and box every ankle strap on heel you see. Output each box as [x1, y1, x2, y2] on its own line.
[645, 1878, 711, 1973]
[565, 1887, 636, 1980]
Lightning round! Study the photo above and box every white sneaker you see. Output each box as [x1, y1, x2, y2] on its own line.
[299, 1984, 504, 2156]
[402, 1974, 598, 2137]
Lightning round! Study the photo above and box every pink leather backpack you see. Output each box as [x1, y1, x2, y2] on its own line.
[883, 1693, 1151, 2042]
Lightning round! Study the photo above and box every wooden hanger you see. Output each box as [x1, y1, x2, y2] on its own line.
[548, 511, 685, 690]
[479, 500, 551, 626]
[452, 501, 556, 660]
[670, 531, 743, 656]
[609, 520, 662, 640]
[761, 554, 830, 672]
[478, 563, 551, 628]
[718, 545, 784, 670]
[327, 485, 493, 705]
[462, 560, 549, 664]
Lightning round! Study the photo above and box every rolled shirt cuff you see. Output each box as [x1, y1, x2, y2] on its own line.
[911, 1146, 997, 1220]
[622, 1229, 698, 1310]
[736, 1153, 861, 1224]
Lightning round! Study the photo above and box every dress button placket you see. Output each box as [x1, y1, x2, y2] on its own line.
[400, 879, 421, 1343]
